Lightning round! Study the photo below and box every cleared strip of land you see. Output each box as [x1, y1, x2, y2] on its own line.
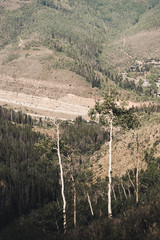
[0, 89, 95, 120]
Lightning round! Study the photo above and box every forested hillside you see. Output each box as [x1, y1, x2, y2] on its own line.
[0, 0, 160, 239]
[0, 107, 160, 239]
[0, 0, 160, 112]
[0, 0, 160, 84]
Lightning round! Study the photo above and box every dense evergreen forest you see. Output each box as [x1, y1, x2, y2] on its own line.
[0, 107, 160, 239]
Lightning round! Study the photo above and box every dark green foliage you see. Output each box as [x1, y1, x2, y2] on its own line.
[121, 199, 160, 240]
[111, 72, 159, 98]
[89, 94, 139, 130]
[61, 117, 109, 154]
[38, 0, 58, 9]
[0, 108, 109, 235]
[3, 198, 160, 240]
[119, 78, 144, 95]
[1, 125, 160, 240]
[112, 74, 144, 96]
[0, 105, 160, 240]
[139, 150, 160, 201]
[70, 61, 103, 88]
[0, 106, 33, 125]
[0, 109, 59, 230]
[132, 103, 160, 114]
[113, 108, 139, 130]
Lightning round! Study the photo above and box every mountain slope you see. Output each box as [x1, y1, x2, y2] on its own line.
[1, 0, 160, 68]
[0, 0, 160, 119]
[91, 113, 160, 179]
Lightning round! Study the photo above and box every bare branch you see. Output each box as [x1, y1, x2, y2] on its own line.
[127, 170, 135, 190]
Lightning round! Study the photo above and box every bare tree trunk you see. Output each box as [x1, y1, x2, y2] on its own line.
[127, 170, 135, 190]
[136, 134, 139, 205]
[56, 124, 67, 234]
[121, 179, 128, 200]
[118, 184, 122, 201]
[108, 118, 112, 218]
[73, 186, 76, 227]
[71, 173, 76, 228]
[112, 185, 117, 201]
[87, 192, 94, 216]
[56, 221, 60, 234]
[136, 166, 139, 205]
[127, 186, 131, 198]
[127, 134, 139, 205]
[68, 155, 77, 228]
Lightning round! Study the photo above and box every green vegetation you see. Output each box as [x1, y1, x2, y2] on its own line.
[61, 117, 109, 154]
[0, 0, 160, 238]
[89, 92, 139, 129]
[0, 0, 160, 92]
[0, 107, 108, 234]
[127, 3, 160, 34]
[0, 105, 160, 239]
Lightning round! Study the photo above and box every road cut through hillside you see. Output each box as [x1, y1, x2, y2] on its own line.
[0, 89, 95, 120]
[0, 69, 97, 120]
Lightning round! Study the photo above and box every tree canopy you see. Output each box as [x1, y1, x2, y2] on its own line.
[89, 94, 139, 130]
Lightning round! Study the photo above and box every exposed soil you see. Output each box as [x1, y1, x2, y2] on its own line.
[0, 0, 32, 10]
[0, 88, 95, 120]
[0, 45, 97, 120]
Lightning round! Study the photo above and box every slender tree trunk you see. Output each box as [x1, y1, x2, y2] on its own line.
[118, 184, 122, 201]
[71, 173, 76, 228]
[127, 186, 131, 198]
[121, 180, 128, 200]
[56, 221, 60, 234]
[127, 170, 135, 190]
[136, 166, 139, 205]
[87, 192, 94, 216]
[136, 134, 139, 205]
[56, 124, 67, 234]
[73, 186, 76, 227]
[108, 118, 112, 218]
[127, 135, 139, 205]
[112, 185, 117, 201]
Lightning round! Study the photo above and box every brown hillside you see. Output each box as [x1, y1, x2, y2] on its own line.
[91, 116, 160, 180]
[0, 0, 32, 10]
[0, 43, 97, 120]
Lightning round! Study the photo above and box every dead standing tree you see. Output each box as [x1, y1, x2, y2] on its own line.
[135, 134, 140, 205]
[64, 151, 94, 228]
[54, 122, 67, 234]
[67, 155, 77, 228]
[89, 92, 139, 218]
[127, 133, 140, 205]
